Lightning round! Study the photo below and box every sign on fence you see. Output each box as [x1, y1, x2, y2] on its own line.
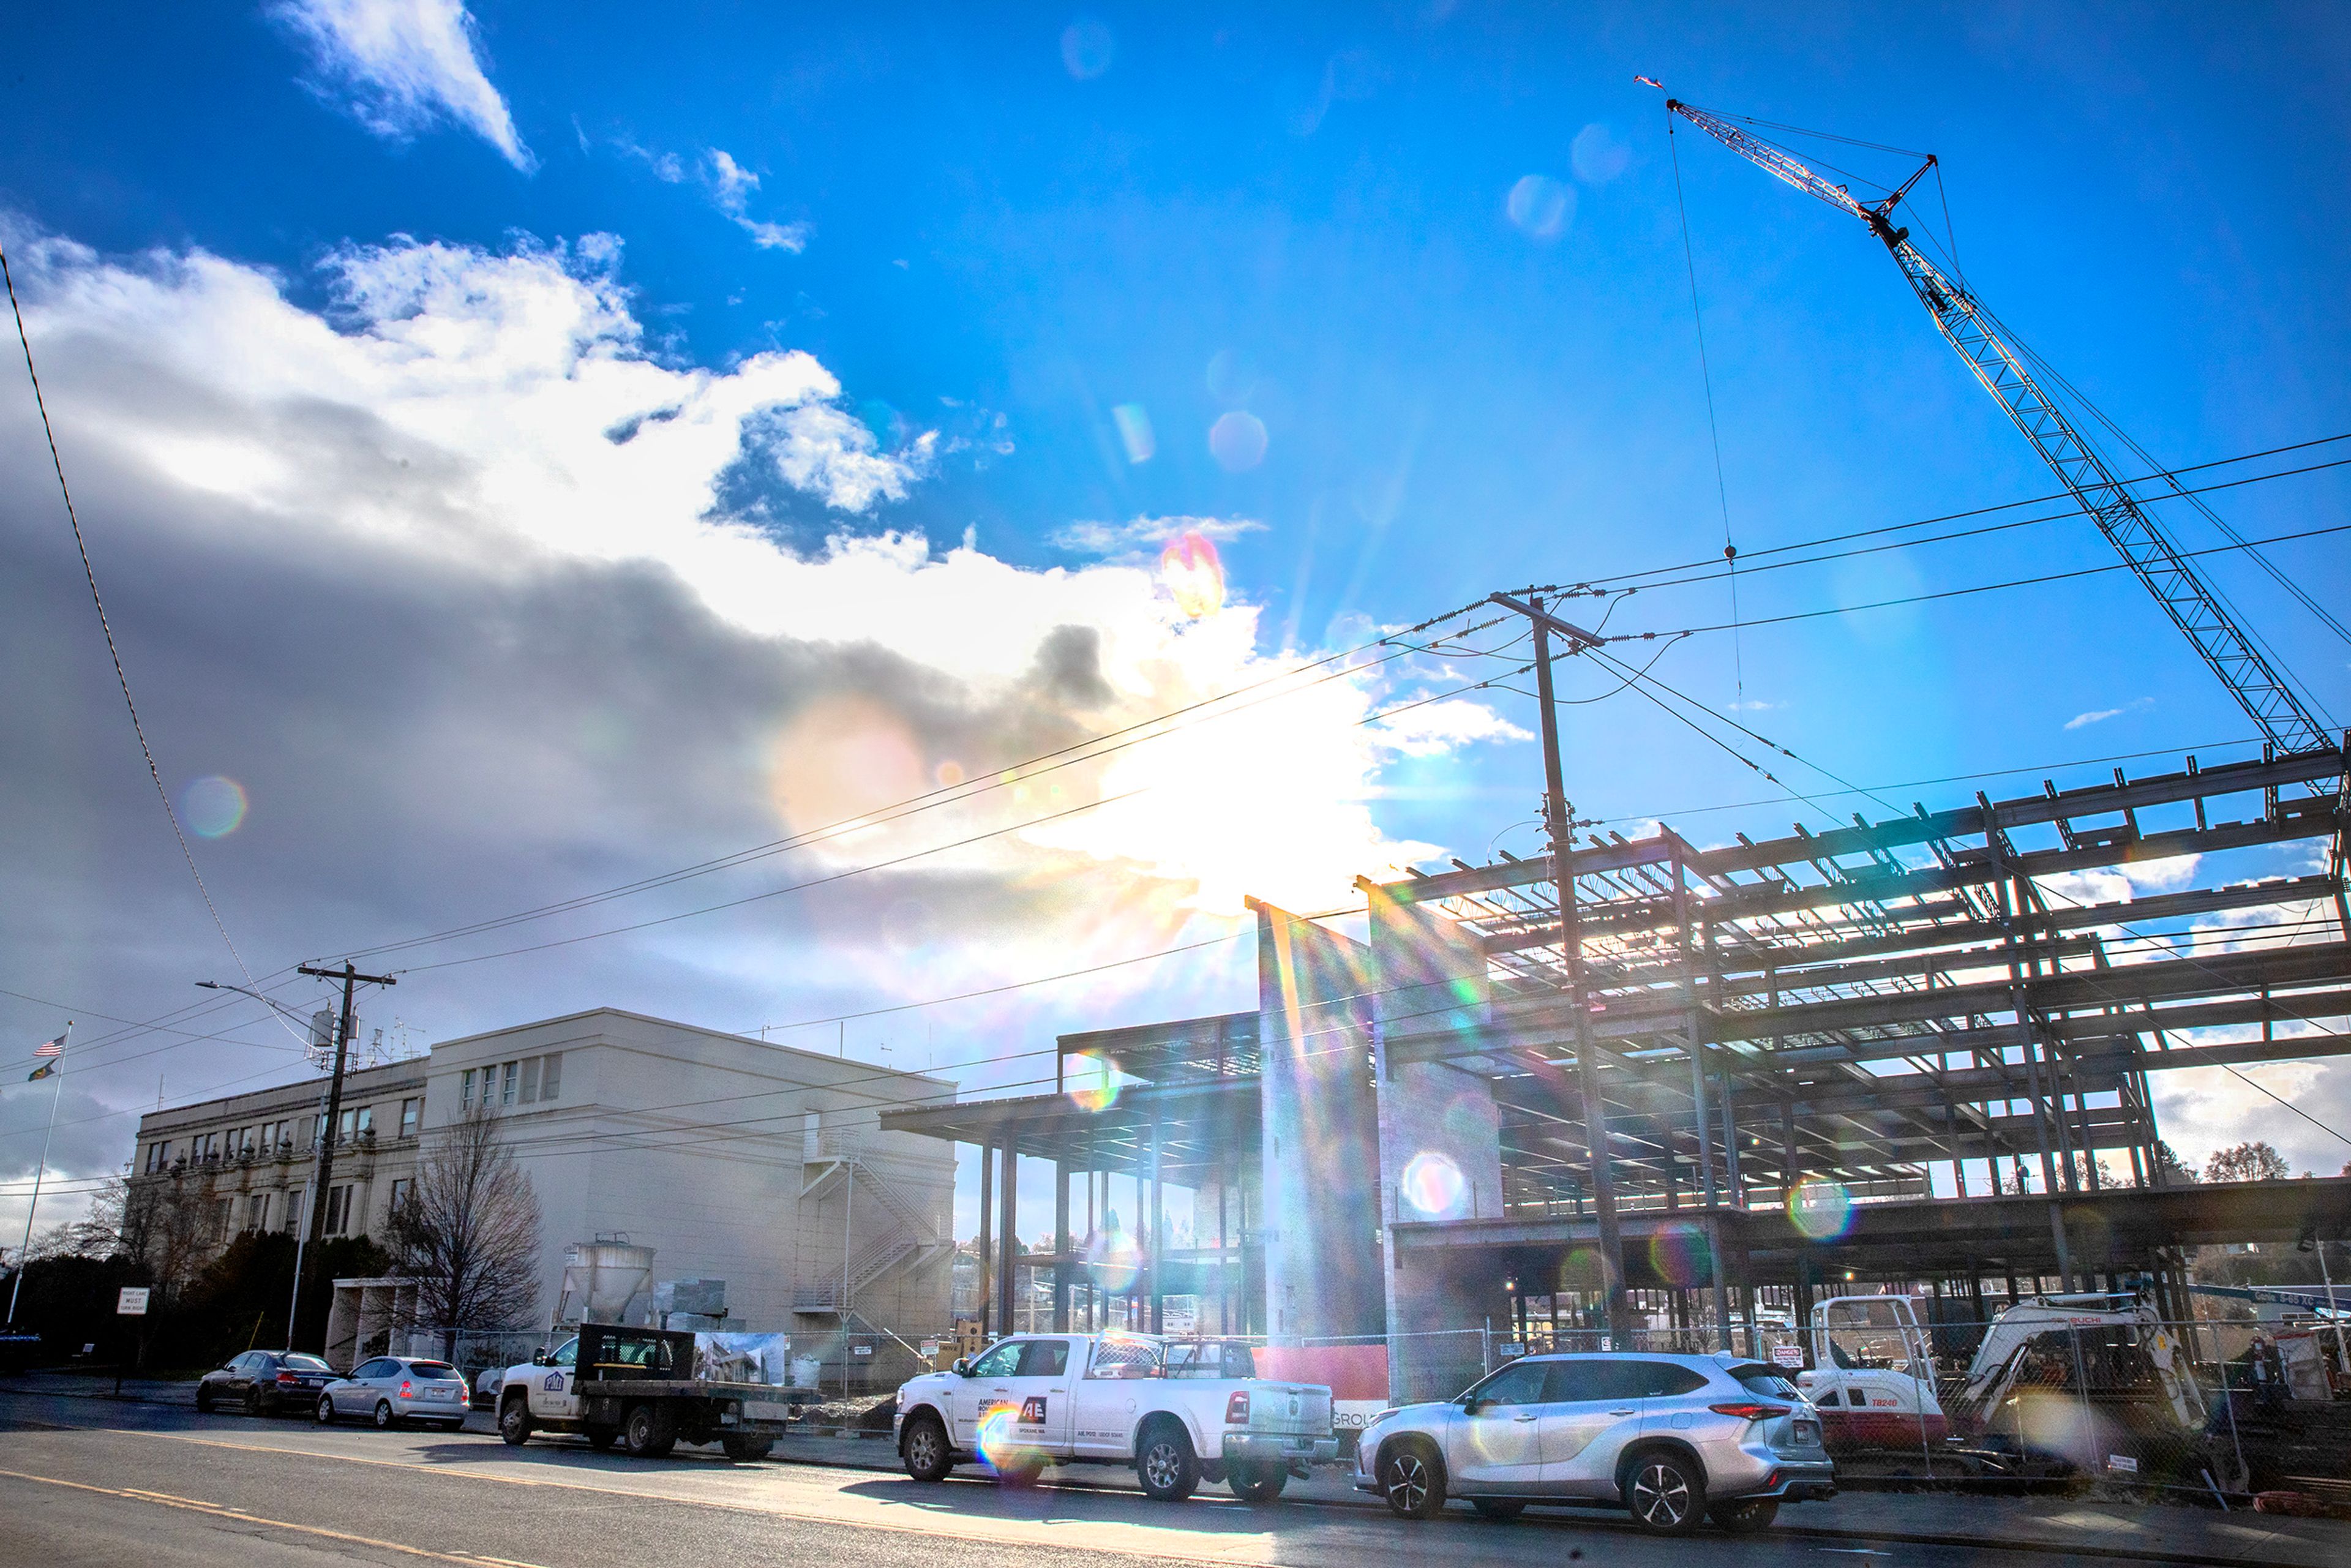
[116, 1287, 150, 1316]
[1771, 1343, 1804, 1368]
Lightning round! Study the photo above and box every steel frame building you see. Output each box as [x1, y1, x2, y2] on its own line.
[885, 747, 2351, 1395]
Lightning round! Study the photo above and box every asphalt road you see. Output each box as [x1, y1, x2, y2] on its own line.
[0, 1389, 2050, 1568]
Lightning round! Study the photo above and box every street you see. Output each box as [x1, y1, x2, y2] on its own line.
[0, 1388, 2072, 1568]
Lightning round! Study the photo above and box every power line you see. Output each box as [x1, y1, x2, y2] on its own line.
[1, 242, 287, 1035]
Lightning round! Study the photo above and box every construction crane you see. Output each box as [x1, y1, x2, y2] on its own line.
[1645, 81, 2332, 757]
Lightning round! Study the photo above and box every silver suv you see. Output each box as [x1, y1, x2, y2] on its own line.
[1354, 1352, 1834, 1535]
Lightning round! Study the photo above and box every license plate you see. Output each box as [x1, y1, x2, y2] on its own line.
[1794, 1420, 1819, 1446]
[422, 1389, 452, 1401]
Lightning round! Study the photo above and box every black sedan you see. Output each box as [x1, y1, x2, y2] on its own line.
[195, 1349, 338, 1416]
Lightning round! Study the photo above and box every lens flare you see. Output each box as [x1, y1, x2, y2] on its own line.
[1158, 530, 1226, 618]
[1507, 174, 1573, 239]
[1111, 403, 1154, 463]
[1066, 1051, 1120, 1112]
[1570, 124, 1630, 184]
[1060, 18, 1115, 80]
[1208, 410, 1267, 471]
[1787, 1176, 1854, 1240]
[1205, 348, 1259, 404]
[182, 776, 247, 838]
[1400, 1150, 1466, 1217]
[1648, 1220, 1712, 1288]
[1083, 1225, 1142, 1293]
[976, 1404, 1022, 1468]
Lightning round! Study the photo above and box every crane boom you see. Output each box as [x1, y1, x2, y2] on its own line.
[1657, 91, 2330, 756]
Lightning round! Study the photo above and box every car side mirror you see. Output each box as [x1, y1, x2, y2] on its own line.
[1461, 1395, 1487, 1412]
[951, 1357, 973, 1378]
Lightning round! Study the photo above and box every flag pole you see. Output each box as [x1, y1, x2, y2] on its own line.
[7, 1021, 70, 1327]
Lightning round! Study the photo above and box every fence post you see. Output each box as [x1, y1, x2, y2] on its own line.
[1482, 1320, 1493, 1376]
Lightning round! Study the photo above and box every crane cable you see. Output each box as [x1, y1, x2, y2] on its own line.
[1664, 106, 1747, 700]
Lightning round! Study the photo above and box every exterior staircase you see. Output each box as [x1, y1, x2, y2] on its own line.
[795, 1140, 951, 1312]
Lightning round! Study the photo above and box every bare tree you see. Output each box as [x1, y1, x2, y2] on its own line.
[388, 1105, 542, 1351]
[2205, 1139, 2290, 1184]
[130, 1165, 223, 1309]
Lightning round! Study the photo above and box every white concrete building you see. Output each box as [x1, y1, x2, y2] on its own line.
[130, 1008, 956, 1366]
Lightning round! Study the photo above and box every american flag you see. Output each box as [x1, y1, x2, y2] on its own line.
[33, 1032, 64, 1057]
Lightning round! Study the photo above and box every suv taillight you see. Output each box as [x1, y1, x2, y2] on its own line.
[1709, 1402, 1791, 1422]
[1226, 1391, 1250, 1425]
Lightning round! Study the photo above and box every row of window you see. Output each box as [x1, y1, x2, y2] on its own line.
[141, 1097, 425, 1173]
[198, 1176, 415, 1245]
[459, 1052, 561, 1111]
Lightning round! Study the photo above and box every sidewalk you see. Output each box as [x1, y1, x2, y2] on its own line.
[11, 1372, 2347, 1566]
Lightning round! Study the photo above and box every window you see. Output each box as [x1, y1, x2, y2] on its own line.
[1813, 1389, 1840, 1407]
[500, 1062, 518, 1106]
[1731, 1366, 1803, 1400]
[1018, 1341, 1070, 1378]
[539, 1052, 560, 1101]
[354, 1359, 396, 1379]
[324, 1184, 352, 1236]
[1637, 1363, 1711, 1397]
[355, 1106, 372, 1133]
[399, 1098, 419, 1138]
[1083, 1339, 1159, 1381]
[144, 1142, 165, 1174]
[203, 1131, 222, 1161]
[245, 1193, 269, 1231]
[283, 1354, 331, 1373]
[552, 1339, 577, 1368]
[460, 1068, 476, 1110]
[210, 1196, 233, 1241]
[969, 1341, 1026, 1379]
[285, 1187, 305, 1231]
[1466, 1360, 1550, 1408]
[388, 1178, 412, 1214]
[339, 1108, 354, 1139]
[520, 1057, 540, 1104]
[1546, 1359, 1655, 1403]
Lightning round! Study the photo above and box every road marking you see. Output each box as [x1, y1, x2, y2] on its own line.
[0, 1465, 552, 1568]
[50, 1428, 1305, 1567]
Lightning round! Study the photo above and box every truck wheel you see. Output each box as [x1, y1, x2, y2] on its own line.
[1712, 1498, 1778, 1534]
[901, 1412, 953, 1482]
[1136, 1420, 1199, 1502]
[721, 1435, 774, 1463]
[499, 1395, 533, 1446]
[1228, 1463, 1287, 1504]
[1379, 1439, 1446, 1519]
[621, 1402, 677, 1459]
[586, 1427, 618, 1451]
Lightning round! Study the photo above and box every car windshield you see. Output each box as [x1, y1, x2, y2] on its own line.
[408, 1361, 457, 1378]
[283, 1354, 331, 1372]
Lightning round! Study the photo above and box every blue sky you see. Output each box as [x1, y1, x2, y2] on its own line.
[2, 3, 2348, 1237]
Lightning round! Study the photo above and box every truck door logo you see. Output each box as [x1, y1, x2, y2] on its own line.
[543, 1373, 565, 1392]
[1020, 1397, 1048, 1424]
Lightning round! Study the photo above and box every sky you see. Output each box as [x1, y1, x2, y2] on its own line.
[3, 2, 2348, 1251]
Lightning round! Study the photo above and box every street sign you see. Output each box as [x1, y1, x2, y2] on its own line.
[116, 1287, 150, 1316]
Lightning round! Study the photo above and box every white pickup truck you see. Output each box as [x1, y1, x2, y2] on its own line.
[894, 1333, 1337, 1502]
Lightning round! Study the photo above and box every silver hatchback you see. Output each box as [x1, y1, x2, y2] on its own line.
[315, 1356, 473, 1431]
[1355, 1352, 1834, 1535]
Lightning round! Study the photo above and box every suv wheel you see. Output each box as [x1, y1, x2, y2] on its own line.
[1626, 1450, 1703, 1536]
[499, 1395, 533, 1446]
[1135, 1421, 1199, 1502]
[1379, 1441, 1446, 1520]
[901, 1412, 953, 1482]
[1712, 1497, 1779, 1534]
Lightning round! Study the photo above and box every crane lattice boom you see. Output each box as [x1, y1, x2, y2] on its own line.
[1659, 91, 2330, 756]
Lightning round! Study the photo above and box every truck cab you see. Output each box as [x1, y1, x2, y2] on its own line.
[893, 1332, 1335, 1502]
[495, 1323, 799, 1462]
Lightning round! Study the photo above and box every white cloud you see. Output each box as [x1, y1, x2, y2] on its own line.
[2064, 696, 2152, 730]
[1368, 699, 1532, 758]
[703, 149, 809, 253]
[272, 0, 534, 171]
[1050, 514, 1265, 561]
[1, 227, 1517, 921]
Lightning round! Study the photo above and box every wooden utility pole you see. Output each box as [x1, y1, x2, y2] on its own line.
[1490, 591, 1632, 1343]
[290, 961, 396, 1349]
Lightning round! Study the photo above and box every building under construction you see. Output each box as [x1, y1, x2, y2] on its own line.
[887, 745, 2351, 1399]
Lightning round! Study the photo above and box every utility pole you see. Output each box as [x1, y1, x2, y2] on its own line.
[290, 961, 396, 1349]
[1491, 591, 1632, 1343]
